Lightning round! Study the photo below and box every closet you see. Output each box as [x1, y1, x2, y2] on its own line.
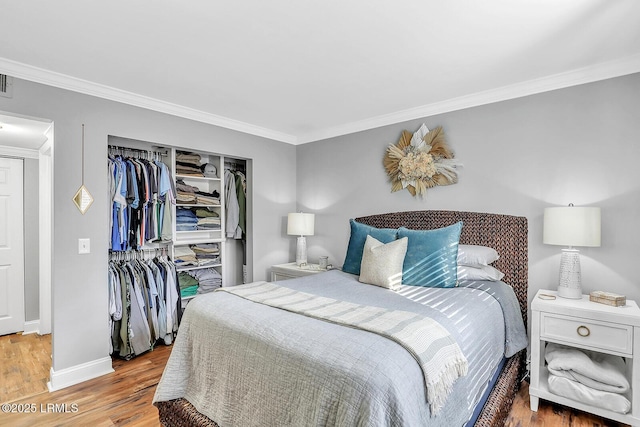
[107, 135, 251, 359]
[224, 158, 248, 285]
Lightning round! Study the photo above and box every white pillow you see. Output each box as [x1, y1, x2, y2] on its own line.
[359, 235, 408, 290]
[457, 245, 499, 267]
[457, 265, 505, 281]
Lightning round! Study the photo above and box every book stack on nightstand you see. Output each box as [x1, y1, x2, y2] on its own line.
[270, 262, 327, 282]
[530, 289, 640, 426]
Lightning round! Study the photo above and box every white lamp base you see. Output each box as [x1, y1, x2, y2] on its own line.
[295, 236, 308, 266]
[557, 248, 582, 299]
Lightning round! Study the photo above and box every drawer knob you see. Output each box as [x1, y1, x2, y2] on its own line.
[577, 325, 591, 337]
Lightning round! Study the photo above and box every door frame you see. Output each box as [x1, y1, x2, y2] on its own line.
[0, 119, 53, 335]
[38, 126, 53, 335]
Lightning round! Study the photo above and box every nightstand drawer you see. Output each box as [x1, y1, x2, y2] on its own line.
[540, 312, 633, 355]
[271, 272, 297, 281]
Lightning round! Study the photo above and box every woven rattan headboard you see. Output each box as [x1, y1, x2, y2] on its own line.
[355, 210, 529, 325]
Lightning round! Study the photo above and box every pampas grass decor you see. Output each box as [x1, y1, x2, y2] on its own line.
[383, 125, 462, 197]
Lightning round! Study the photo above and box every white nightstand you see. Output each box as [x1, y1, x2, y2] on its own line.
[270, 262, 326, 281]
[530, 289, 640, 426]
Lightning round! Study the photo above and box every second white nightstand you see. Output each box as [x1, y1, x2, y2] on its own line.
[270, 262, 326, 281]
[530, 289, 640, 426]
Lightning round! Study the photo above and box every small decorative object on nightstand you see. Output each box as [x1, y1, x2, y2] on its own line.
[543, 204, 601, 299]
[590, 291, 626, 307]
[271, 262, 325, 282]
[530, 289, 640, 426]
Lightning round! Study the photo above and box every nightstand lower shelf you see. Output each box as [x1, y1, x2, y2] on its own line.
[531, 367, 637, 426]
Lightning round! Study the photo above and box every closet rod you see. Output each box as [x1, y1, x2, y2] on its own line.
[108, 145, 168, 159]
[224, 159, 246, 170]
[109, 247, 169, 261]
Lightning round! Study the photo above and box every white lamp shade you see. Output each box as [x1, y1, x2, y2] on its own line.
[543, 206, 601, 247]
[287, 213, 315, 236]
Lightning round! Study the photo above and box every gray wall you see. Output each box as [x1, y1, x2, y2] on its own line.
[296, 72, 640, 308]
[0, 78, 297, 372]
[1, 71, 638, 375]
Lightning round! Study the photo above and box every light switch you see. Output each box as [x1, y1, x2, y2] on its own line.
[78, 238, 90, 254]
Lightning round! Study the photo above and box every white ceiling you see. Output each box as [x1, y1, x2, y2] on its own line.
[0, 113, 51, 150]
[1, 0, 639, 145]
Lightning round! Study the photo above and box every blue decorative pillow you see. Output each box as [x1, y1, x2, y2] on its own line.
[342, 219, 398, 275]
[398, 221, 463, 288]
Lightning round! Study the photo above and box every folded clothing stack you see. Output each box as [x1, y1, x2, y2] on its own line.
[176, 179, 220, 206]
[545, 342, 631, 414]
[176, 179, 199, 204]
[192, 268, 222, 294]
[176, 151, 203, 177]
[197, 217, 221, 230]
[175, 244, 220, 268]
[194, 190, 220, 205]
[174, 246, 198, 267]
[176, 208, 198, 231]
[177, 267, 222, 297]
[191, 243, 220, 265]
[178, 271, 199, 298]
[195, 208, 219, 219]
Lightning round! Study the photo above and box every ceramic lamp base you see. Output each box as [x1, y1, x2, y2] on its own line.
[557, 248, 582, 299]
[295, 236, 307, 266]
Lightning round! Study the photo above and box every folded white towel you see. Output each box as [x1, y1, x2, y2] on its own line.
[548, 375, 631, 414]
[545, 342, 629, 394]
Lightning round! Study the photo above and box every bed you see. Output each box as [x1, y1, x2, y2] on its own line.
[154, 210, 529, 426]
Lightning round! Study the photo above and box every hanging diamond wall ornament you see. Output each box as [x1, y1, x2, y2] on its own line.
[73, 184, 94, 214]
[73, 124, 93, 214]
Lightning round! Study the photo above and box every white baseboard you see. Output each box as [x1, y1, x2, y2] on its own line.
[22, 320, 40, 335]
[47, 357, 114, 392]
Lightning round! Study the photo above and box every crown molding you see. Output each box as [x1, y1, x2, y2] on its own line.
[0, 144, 39, 159]
[2, 54, 639, 146]
[0, 57, 297, 144]
[296, 54, 640, 144]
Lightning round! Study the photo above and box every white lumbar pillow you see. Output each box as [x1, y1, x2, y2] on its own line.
[359, 235, 408, 290]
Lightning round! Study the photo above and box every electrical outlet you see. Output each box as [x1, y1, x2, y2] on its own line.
[78, 238, 90, 254]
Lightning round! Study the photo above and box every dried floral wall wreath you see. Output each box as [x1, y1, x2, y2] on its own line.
[383, 124, 462, 197]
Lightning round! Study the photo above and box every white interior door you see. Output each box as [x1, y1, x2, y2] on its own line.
[0, 157, 24, 336]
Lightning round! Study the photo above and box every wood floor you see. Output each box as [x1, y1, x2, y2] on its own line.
[0, 333, 630, 426]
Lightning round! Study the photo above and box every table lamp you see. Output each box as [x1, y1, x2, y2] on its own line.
[287, 212, 315, 266]
[543, 204, 601, 299]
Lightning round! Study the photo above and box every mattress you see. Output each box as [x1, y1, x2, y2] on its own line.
[153, 270, 527, 426]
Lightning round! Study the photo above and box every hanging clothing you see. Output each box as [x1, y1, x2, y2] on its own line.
[108, 254, 181, 359]
[225, 168, 247, 239]
[108, 154, 176, 251]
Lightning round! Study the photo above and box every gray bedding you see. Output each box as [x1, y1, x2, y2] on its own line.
[153, 270, 527, 427]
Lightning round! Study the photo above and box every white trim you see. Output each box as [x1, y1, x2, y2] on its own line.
[38, 132, 53, 335]
[0, 57, 297, 145]
[2, 54, 640, 145]
[47, 357, 114, 392]
[0, 145, 38, 159]
[22, 319, 40, 335]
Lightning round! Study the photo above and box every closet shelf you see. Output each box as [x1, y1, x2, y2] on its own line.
[176, 174, 221, 182]
[176, 204, 222, 208]
[176, 263, 223, 272]
[175, 230, 222, 236]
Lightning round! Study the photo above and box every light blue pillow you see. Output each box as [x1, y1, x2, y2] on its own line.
[342, 219, 398, 275]
[398, 221, 463, 288]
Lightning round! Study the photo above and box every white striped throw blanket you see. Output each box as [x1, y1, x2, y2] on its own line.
[216, 281, 468, 414]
